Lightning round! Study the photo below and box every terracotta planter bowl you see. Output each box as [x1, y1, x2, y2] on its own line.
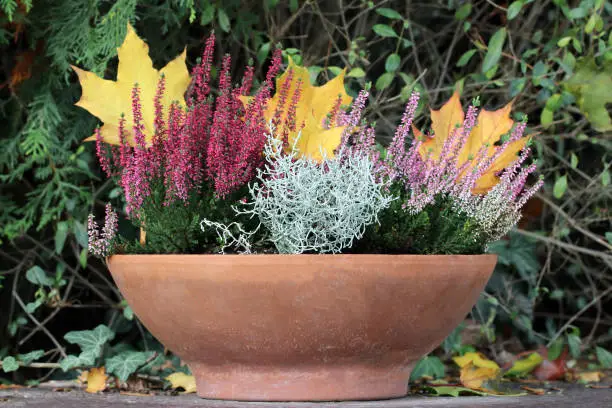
[108, 254, 496, 401]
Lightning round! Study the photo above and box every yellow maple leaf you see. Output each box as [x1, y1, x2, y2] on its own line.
[454, 352, 501, 389]
[72, 24, 191, 145]
[415, 91, 530, 194]
[166, 372, 197, 394]
[240, 56, 352, 162]
[82, 367, 108, 393]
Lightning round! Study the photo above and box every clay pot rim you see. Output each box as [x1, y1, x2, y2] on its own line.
[109, 253, 497, 258]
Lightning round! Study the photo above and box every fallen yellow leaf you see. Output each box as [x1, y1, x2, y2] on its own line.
[453, 352, 501, 370]
[166, 372, 197, 394]
[240, 56, 352, 162]
[415, 91, 530, 193]
[83, 367, 108, 393]
[459, 362, 500, 389]
[73, 24, 190, 145]
[576, 371, 604, 383]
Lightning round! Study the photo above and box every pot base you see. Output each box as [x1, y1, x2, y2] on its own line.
[189, 362, 414, 401]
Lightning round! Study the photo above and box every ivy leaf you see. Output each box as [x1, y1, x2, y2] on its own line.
[1, 356, 19, 373]
[564, 58, 612, 132]
[385, 53, 401, 72]
[59, 355, 82, 372]
[482, 28, 507, 74]
[25, 266, 54, 287]
[64, 325, 115, 367]
[410, 356, 445, 381]
[596, 347, 612, 368]
[106, 351, 155, 382]
[17, 350, 44, 365]
[372, 24, 397, 38]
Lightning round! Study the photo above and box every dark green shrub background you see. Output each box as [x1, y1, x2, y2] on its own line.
[1, 0, 610, 382]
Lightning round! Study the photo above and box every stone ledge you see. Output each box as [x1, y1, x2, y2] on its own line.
[1, 384, 611, 408]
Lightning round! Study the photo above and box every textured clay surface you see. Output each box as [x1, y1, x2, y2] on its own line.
[108, 254, 496, 401]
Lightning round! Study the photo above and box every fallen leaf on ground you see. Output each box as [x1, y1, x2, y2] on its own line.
[505, 352, 544, 377]
[576, 371, 604, 383]
[453, 352, 501, 389]
[521, 385, 546, 395]
[534, 348, 567, 381]
[120, 391, 153, 397]
[166, 372, 196, 394]
[0, 384, 22, 389]
[423, 384, 526, 397]
[82, 367, 108, 393]
[459, 362, 500, 389]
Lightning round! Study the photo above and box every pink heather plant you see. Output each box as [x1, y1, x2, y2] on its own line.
[94, 33, 284, 217]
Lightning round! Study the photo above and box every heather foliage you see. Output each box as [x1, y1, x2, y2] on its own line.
[83, 30, 541, 257]
[238, 126, 394, 254]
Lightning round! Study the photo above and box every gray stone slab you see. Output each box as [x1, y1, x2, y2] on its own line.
[1, 386, 611, 408]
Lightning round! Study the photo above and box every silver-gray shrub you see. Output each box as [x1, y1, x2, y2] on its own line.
[238, 127, 394, 254]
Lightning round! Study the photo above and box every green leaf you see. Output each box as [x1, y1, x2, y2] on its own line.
[55, 221, 69, 254]
[569, 7, 587, 19]
[217, 9, 230, 32]
[548, 338, 564, 360]
[1, 356, 19, 373]
[424, 385, 508, 397]
[200, 3, 215, 25]
[17, 350, 44, 365]
[64, 325, 115, 366]
[507, 1, 524, 20]
[385, 53, 401, 72]
[570, 153, 579, 168]
[123, 305, 134, 321]
[456, 49, 477, 67]
[410, 356, 445, 381]
[347, 67, 366, 78]
[564, 58, 612, 132]
[455, 3, 472, 20]
[372, 24, 397, 38]
[106, 351, 155, 382]
[79, 248, 88, 269]
[257, 42, 271, 63]
[376, 7, 403, 20]
[553, 175, 567, 199]
[567, 333, 582, 358]
[26, 266, 54, 287]
[375, 72, 394, 90]
[605, 232, 612, 244]
[505, 353, 543, 377]
[488, 233, 539, 283]
[73, 221, 88, 249]
[327, 66, 342, 76]
[602, 170, 610, 186]
[596, 347, 612, 368]
[558, 37, 572, 47]
[585, 14, 597, 34]
[482, 28, 507, 74]
[59, 355, 82, 372]
[541, 108, 553, 127]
